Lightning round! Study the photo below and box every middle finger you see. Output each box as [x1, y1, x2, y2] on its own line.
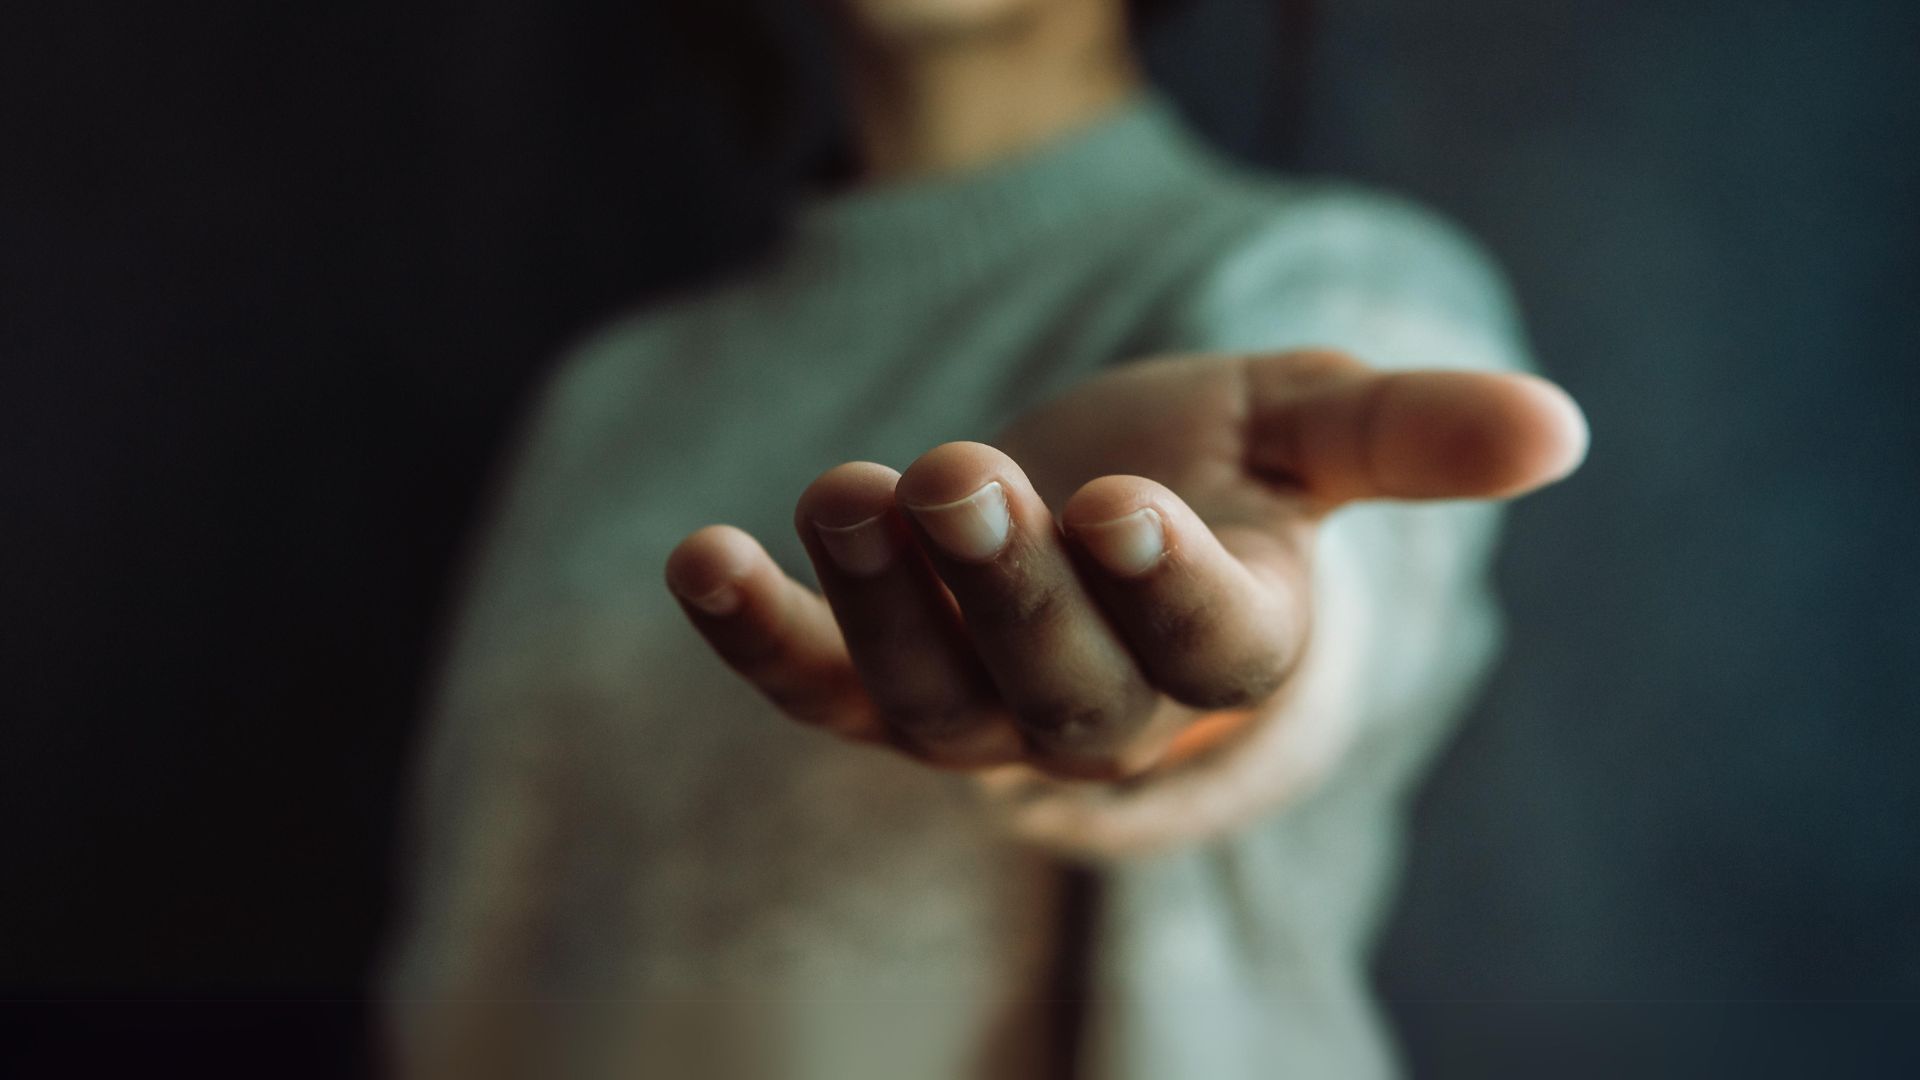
[897, 442, 1167, 778]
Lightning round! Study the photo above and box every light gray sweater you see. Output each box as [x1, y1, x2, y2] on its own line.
[386, 96, 1530, 1079]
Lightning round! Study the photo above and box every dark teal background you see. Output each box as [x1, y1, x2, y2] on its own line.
[2, 0, 1915, 1074]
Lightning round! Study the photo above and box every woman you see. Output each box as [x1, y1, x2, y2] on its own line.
[386, 0, 1588, 1076]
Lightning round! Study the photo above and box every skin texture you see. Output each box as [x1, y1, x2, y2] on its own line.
[665, 349, 1589, 779]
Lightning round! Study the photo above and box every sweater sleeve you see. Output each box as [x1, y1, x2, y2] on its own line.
[378, 323, 674, 1071]
[973, 189, 1534, 858]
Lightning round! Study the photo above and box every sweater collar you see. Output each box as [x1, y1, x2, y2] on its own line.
[783, 93, 1214, 281]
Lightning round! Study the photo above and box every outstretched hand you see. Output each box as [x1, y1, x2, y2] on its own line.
[665, 349, 1587, 779]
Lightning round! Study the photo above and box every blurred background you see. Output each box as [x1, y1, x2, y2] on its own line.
[3, 0, 1916, 1075]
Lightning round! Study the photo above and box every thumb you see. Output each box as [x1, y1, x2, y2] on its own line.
[1242, 349, 1589, 506]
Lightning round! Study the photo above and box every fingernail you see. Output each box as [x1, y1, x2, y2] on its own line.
[814, 513, 894, 577]
[908, 480, 1011, 562]
[676, 581, 742, 616]
[1075, 507, 1165, 578]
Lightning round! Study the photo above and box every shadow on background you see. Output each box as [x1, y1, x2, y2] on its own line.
[2, 0, 1915, 1074]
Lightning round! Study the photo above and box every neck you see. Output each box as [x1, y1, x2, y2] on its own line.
[837, 8, 1143, 184]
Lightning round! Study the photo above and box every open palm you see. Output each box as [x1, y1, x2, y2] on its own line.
[665, 348, 1587, 778]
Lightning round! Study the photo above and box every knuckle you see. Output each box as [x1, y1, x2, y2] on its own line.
[1146, 598, 1221, 656]
[833, 600, 931, 658]
[881, 705, 1019, 769]
[1159, 649, 1293, 710]
[835, 615, 899, 656]
[761, 672, 868, 733]
[724, 631, 790, 682]
[1138, 597, 1295, 709]
[881, 701, 984, 745]
[1016, 698, 1119, 743]
[1012, 682, 1155, 754]
[966, 574, 1074, 635]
